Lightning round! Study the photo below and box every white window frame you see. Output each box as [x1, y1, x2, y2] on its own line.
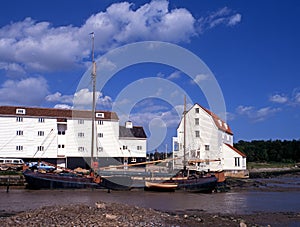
[37, 146, 44, 151]
[78, 119, 84, 124]
[78, 147, 85, 152]
[96, 113, 104, 118]
[16, 145, 23, 151]
[78, 132, 85, 138]
[38, 131, 44, 136]
[16, 108, 26, 114]
[16, 117, 23, 122]
[16, 130, 23, 136]
[234, 157, 240, 167]
[38, 118, 45, 123]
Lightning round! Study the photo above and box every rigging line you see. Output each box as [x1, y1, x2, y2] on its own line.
[33, 129, 54, 158]
[0, 134, 17, 151]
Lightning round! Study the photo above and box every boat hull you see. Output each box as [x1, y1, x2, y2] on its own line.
[169, 176, 218, 193]
[144, 181, 178, 192]
[23, 170, 100, 189]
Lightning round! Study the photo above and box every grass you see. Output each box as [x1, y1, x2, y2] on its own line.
[247, 162, 297, 169]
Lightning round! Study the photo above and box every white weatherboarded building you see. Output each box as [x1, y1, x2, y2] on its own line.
[172, 103, 248, 178]
[0, 106, 147, 169]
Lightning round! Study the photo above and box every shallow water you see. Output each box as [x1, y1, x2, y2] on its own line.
[1, 188, 300, 215]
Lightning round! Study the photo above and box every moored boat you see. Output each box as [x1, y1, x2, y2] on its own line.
[144, 181, 178, 192]
[23, 169, 101, 189]
[169, 174, 218, 193]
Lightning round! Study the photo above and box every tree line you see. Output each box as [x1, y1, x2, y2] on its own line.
[234, 139, 300, 163]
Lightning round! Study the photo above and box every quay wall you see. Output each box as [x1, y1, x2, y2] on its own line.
[0, 175, 25, 186]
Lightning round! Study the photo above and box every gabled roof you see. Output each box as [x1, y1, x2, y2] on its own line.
[119, 126, 147, 139]
[0, 106, 119, 120]
[224, 143, 246, 157]
[195, 104, 233, 135]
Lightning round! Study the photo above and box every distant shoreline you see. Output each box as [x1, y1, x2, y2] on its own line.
[248, 166, 300, 178]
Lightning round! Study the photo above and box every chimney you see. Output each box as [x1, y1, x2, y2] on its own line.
[125, 121, 133, 129]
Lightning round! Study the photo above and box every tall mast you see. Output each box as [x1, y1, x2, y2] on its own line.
[91, 32, 96, 169]
[183, 95, 187, 172]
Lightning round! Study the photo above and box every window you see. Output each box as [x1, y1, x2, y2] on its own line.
[78, 132, 85, 138]
[98, 133, 103, 138]
[235, 157, 240, 167]
[174, 142, 179, 151]
[58, 131, 65, 135]
[195, 118, 199, 125]
[58, 144, 65, 148]
[16, 108, 26, 114]
[195, 108, 199, 113]
[38, 118, 45, 123]
[78, 147, 85, 152]
[96, 113, 104, 118]
[78, 119, 84, 124]
[38, 131, 44, 136]
[137, 146, 142, 150]
[123, 145, 127, 150]
[205, 145, 210, 151]
[97, 120, 103, 125]
[37, 146, 44, 151]
[16, 146, 23, 151]
[195, 130, 200, 138]
[16, 117, 23, 122]
[16, 130, 23, 136]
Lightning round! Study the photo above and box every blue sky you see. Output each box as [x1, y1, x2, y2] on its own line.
[0, 0, 299, 152]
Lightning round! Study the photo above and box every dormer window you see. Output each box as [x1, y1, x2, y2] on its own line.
[96, 113, 104, 118]
[218, 119, 222, 126]
[16, 108, 26, 115]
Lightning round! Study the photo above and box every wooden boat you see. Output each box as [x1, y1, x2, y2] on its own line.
[144, 181, 178, 192]
[169, 174, 218, 193]
[22, 34, 105, 190]
[23, 169, 101, 189]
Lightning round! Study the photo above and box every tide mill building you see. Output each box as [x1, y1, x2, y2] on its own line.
[172, 103, 248, 178]
[0, 104, 247, 177]
[0, 106, 147, 169]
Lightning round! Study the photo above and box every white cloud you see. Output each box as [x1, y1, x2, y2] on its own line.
[236, 105, 281, 122]
[167, 71, 181, 80]
[292, 88, 300, 105]
[45, 92, 73, 103]
[0, 77, 49, 106]
[0, 1, 241, 76]
[0, 62, 26, 77]
[192, 74, 209, 84]
[269, 94, 288, 104]
[47, 89, 112, 109]
[228, 14, 242, 26]
[236, 105, 253, 115]
[53, 104, 72, 109]
[197, 7, 242, 33]
[295, 92, 300, 104]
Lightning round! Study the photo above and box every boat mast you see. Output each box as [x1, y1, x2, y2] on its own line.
[183, 95, 187, 174]
[91, 32, 96, 169]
